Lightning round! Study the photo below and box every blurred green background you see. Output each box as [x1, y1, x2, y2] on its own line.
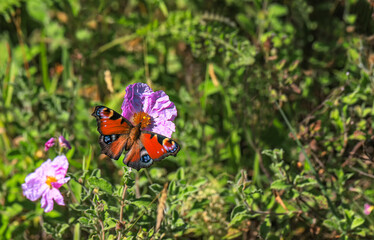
[1, 0, 374, 239]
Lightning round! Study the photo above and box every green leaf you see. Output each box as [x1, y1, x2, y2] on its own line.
[76, 29, 92, 41]
[67, 0, 81, 16]
[176, 167, 185, 180]
[149, 183, 163, 193]
[268, 4, 288, 17]
[270, 179, 291, 190]
[78, 217, 90, 225]
[131, 196, 156, 209]
[230, 211, 251, 226]
[230, 206, 246, 220]
[351, 217, 365, 230]
[293, 176, 317, 188]
[87, 176, 113, 194]
[26, 0, 49, 23]
[323, 218, 340, 231]
[259, 219, 271, 238]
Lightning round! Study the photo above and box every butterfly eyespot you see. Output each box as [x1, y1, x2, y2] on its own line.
[103, 135, 112, 144]
[96, 108, 102, 116]
[141, 154, 151, 163]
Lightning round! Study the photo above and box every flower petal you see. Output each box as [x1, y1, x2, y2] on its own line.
[44, 137, 56, 151]
[23, 155, 70, 207]
[22, 161, 52, 201]
[22, 179, 48, 201]
[121, 83, 153, 120]
[41, 189, 54, 212]
[51, 177, 70, 189]
[364, 203, 373, 215]
[51, 155, 69, 180]
[121, 83, 178, 137]
[41, 188, 65, 212]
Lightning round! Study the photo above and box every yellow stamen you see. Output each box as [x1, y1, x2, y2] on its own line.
[46, 176, 57, 188]
[132, 112, 152, 129]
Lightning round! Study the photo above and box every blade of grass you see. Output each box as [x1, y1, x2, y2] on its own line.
[73, 223, 80, 240]
[40, 30, 50, 92]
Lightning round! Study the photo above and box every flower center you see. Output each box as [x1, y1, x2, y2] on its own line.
[46, 176, 57, 188]
[132, 112, 152, 129]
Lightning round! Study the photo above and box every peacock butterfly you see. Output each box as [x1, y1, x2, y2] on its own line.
[92, 106, 181, 170]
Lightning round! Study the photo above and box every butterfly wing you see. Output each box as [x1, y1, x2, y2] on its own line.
[140, 131, 180, 162]
[92, 106, 133, 159]
[123, 131, 180, 170]
[92, 106, 181, 170]
[123, 140, 154, 170]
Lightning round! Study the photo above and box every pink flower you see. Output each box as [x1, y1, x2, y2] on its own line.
[44, 137, 56, 151]
[58, 136, 71, 150]
[365, 203, 373, 215]
[121, 83, 177, 137]
[22, 155, 70, 213]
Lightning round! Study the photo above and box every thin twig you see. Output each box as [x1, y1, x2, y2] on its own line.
[117, 183, 128, 240]
[39, 215, 47, 240]
[119, 184, 128, 223]
[98, 219, 105, 240]
[135, 172, 141, 198]
[349, 166, 374, 179]
[342, 141, 364, 167]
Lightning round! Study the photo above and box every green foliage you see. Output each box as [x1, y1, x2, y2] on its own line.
[1, 0, 374, 239]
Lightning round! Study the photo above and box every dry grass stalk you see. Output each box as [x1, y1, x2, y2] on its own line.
[155, 182, 168, 233]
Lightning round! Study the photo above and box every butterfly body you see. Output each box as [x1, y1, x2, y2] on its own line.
[92, 106, 180, 170]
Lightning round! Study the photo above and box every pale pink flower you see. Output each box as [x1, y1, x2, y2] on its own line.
[121, 83, 177, 137]
[22, 155, 70, 212]
[364, 203, 373, 215]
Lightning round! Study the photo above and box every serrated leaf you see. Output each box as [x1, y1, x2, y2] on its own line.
[323, 218, 340, 230]
[230, 211, 251, 226]
[176, 168, 185, 180]
[131, 197, 156, 209]
[58, 224, 70, 235]
[270, 179, 291, 190]
[169, 180, 178, 195]
[230, 206, 246, 220]
[104, 218, 117, 230]
[149, 183, 163, 193]
[78, 217, 90, 225]
[87, 176, 113, 194]
[294, 177, 317, 188]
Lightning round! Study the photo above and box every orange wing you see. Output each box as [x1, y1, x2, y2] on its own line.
[140, 131, 180, 161]
[92, 106, 181, 170]
[92, 106, 133, 159]
[92, 106, 133, 135]
[123, 140, 154, 170]
[122, 131, 180, 170]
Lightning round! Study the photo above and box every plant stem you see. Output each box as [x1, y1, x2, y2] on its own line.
[117, 183, 128, 240]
